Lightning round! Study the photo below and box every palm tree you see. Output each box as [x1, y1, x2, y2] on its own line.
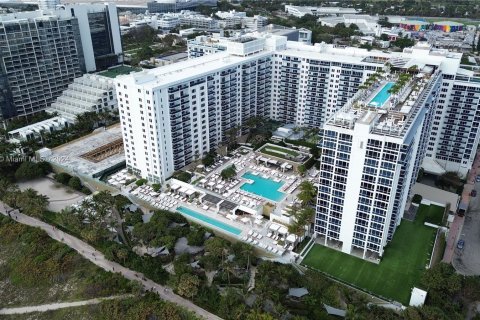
[116, 247, 129, 264]
[288, 206, 314, 236]
[297, 181, 317, 206]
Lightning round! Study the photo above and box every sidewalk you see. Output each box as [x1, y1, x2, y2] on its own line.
[0, 202, 222, 320]
[442, 150, 480, 264]
[0, 295, 132, 315]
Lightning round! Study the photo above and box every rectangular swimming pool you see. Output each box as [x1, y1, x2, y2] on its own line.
[368, 82, 395, 107]
[177, 206, 242, 236]
[240, 172, 285, 202]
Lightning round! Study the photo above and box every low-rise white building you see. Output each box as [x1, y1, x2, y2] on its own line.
[8, 116, 70, 143]
[285, 5, 359, 18]
[319, 14, 381, 36]
[242, 15, 268, 30]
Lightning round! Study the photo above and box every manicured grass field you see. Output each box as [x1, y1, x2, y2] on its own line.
[98, 65, 141, 78]
[302, 204, 437, 304]
[260, 144, 299, 156]
[417, 203, 445, 226]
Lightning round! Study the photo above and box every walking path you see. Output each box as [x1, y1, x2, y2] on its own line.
[0, 295, 132, 315]
[0, 201, 222, 320]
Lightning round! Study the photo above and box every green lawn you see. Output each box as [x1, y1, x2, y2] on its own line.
[302, 205, 437, 304]
[261, 145, 299, 156]
[417, 204, 445, 226]
[98, 65, 141, 78]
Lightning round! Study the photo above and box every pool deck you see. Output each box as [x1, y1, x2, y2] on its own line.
[367, 81, 394, 108]
[105, 149, 318, 262]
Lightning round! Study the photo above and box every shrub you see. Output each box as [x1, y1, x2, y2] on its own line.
[81, 187, 92, 195]
[15, 161, 49, 181]
[152, 183, 161, 192]
[187, 228, 205, 246]
[412, 194, 422, 204]
[68, 176, 82, 190]
[202, 152, 215, 167]
[304, 156, 317, 169]
[173, 171, 192, 183]
[220, 165, 236, 180]
[136, 179, 147, 186]
[54, 172, 72, 184]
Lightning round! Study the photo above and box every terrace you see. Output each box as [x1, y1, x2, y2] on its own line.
[327, 64, 441, 138]
[257, 143, 310, 163]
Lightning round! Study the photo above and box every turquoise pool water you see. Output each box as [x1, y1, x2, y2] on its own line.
[177, 206, 242, 236]
[368, 82, 395, 107]
[240, 172, 285, 202]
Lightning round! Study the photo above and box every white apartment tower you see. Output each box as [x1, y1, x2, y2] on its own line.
[116, 37, 275, 183]
[424, 72, 480, 177]
[316, 45, 460, 259]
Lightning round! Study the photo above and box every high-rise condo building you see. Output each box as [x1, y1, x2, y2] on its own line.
[316, 47, 454, 259]
[0, 12, 83, 120]
[0, 4, 122, 121]
[59, 4, 123, 72]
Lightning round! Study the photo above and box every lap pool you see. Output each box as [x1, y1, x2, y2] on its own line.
[240, 172, 285, 202]
[176, 206, 242, 236]
[368, 82, 395, 107]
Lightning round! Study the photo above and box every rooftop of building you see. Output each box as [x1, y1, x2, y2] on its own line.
[285, 5, 359, 14]
[47, 124, 125, 178]
[8, 116, 68, 137]
[98, 65, 142, 78]
[119, 40, 461, 92]
[433, 20, 464, 26]
[326, 65, 439, 138]
[117, 50, 270, 88]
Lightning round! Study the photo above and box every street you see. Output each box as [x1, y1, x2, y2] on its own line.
[452, 151, 480, 275]
[453, 181, 480, 275]
[0, 201, 222, 320]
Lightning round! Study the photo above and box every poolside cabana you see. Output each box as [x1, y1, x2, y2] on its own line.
[269, 223, 280, 233]
[201, 193, 223, 210]
[280, 162, 293, 172]
[286, 234, 298, 245]
[185, 189, 196, 199]
[171, 184, 181, 192]
[268, 159, 279, 167]
[278, 226, 288, 235]
[256, 156, 270, 166]
[219, 200, 238, 214]
[236, 205, 258, 216]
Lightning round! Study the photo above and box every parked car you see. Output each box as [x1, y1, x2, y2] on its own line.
[471, 190, 477, 197]
[457, 239, 465, 250]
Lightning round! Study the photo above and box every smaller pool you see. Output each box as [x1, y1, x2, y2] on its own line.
[368, 82, 395, 108]
[240, 172, 285, 202]
[177, 206, 242, 236]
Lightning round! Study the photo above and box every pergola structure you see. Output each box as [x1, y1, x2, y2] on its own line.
[80, 138, 124, 163]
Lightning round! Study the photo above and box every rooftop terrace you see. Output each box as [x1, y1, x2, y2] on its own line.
[327, 66, 441, 138]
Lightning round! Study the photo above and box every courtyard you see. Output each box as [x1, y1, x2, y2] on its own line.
[302, 204, 439, 305]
